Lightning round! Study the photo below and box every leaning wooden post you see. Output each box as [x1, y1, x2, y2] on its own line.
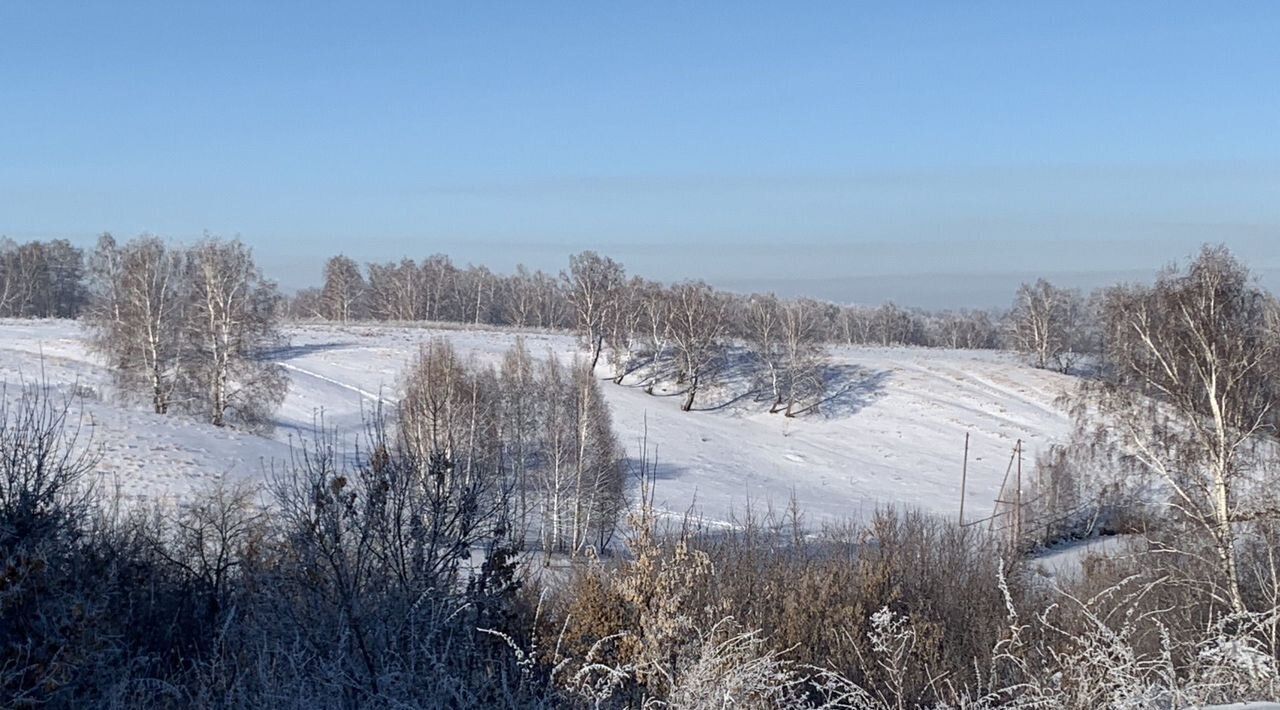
[959, 432, 970, 525]
[1013, 439, 1023, 548]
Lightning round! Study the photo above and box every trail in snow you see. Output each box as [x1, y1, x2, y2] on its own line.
[277, 361, 393, 404]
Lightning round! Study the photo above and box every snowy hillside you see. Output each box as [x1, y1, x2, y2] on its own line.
[0, 319, 1079, 525]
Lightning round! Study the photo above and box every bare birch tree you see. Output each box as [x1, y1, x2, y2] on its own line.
[745, 295, 828, 415]
[534, 268, 570, 329]
[287, 287, 325, 320]
[936, 309, 1000, 349]
[183, 238, 289, 430]
[319, 254, 366, 322]
[844, 306, 878, 345]
[536, 352, 573, 554]
[0, 238, 16, 316]
[42, 240, 87, 318]
[872, 302, 922, 346]
[568, 358, 624, 553]
[398, 338, 505, 492]
[367, 259, 423, 321]
[397, 338, 467, 462]
[420, 253, 456, 322]
[604, 276, 647, 384]
[527, 353, 623, 555]
[779, 298, 829, 416]
[1098, 245, 1280, 615]
[84, 235, 188, 414]
[564, 251, 624, 370]
[667, 281, 727, 411]
[503, 265, 537, 327]
[499, 337, 538, 539]
[0, 238, 85, 318]
[1010, 279, 1085, 371]
[637, 280, 673, 394]
[744, 293, 787, 411]
[453, 265, 496, 325]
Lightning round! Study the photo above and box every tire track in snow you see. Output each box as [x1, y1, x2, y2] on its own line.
[277, 362, 394, 405]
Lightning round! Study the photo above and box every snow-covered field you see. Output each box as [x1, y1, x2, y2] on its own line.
[0, 319, 1079, 526]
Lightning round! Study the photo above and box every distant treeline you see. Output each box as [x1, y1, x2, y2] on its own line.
[0, 237, 87, 318]
[288, 251, 1009, 350]
[289, 251, 1111, 376]
[0, 234, 1252, 383]
[0, 234, 1092, 361]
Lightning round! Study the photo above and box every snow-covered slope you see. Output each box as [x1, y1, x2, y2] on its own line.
[0, 319, 293, 502]
[0, 319, 1078, 524]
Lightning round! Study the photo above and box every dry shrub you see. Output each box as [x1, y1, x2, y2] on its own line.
[687, 507, 1015, 706]
[544, 504, 729, 704]
[545, 505, 1021, 707]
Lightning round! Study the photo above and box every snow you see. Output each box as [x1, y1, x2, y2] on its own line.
[0, 319, 293, 502]
[1029, 534, 1137, 583]
[0, 319, 1080, 525]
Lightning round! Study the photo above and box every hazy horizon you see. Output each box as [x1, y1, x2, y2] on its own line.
[5, 230, 1277, 311]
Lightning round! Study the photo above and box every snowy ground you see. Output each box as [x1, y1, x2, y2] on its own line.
[0, 319, 1080, 526]
[1028, 534, 1138, 584]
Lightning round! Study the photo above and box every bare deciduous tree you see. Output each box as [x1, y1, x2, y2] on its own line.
[744, 295, 829, 416]
[779, 298, 829, 416]
[367, 258, 424, 322]
[400, 339, 624, 557]
[287, 286, 325, 319]
[42, 240, 87, 318]
[1010, 279, 1085, 371]
[843, 306, 878, 345]
[503, 264, 538, 327]
[567, 358, 624, 552]
[935, 309, 1000, 350]
[1098, 245, 1280, 615]
[604, 276, 647, 384]
[744, 293, 787, 411]
[398, 338, 501, 473]
[420, 253, 457, 322]
[0, 237, 17, 316]
[500, 337, 538, 539]
[84, 235, 188, 414]
[667, 281, 727, 412]
[872, 302, 923, 347]
[636, 280, 673, 394]
[319, 254, 367, 322]
[454, 264, 498, 325]
[184, 238, 289, 430]
[534, 267, 571, 329]
[530, 353, 623, 555]
[564, 251, 625, 370]
[0, 238, 86, 318]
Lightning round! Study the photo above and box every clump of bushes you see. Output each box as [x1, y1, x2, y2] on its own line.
[0, 384, 557, 708]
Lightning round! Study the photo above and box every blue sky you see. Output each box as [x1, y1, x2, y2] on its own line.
[2, 2, 1277, 306]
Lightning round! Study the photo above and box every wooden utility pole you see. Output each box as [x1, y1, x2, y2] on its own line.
[1013, 439, 1023, 547]
[959, 432, 970, 525]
